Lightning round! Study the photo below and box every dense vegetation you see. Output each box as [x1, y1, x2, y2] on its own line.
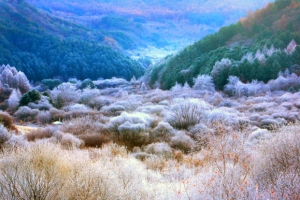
[149, 0, 300, 89]
[26, 0, 273, 51]
[0, 0, 145, 82]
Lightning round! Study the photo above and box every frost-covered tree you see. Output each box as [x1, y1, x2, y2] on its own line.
[193, 75, 215, 92]
[285, 39, 297, 55]
[211, 58, 232, 89]
[51, 83, 79, 108]
[8, 89, 21, 110]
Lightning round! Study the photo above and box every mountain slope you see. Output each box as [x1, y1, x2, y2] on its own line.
[148, 0, 300, 89]
[0, 0, 144, 81]
[26, 0, 273, 55]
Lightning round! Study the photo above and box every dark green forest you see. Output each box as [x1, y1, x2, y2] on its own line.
[149, 0, 300, 90]
[0, 0, 145, 81]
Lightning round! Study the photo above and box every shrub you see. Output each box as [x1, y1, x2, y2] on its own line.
[14, 106, 39, 122]
[28, 96, 53, 110]
[144, 142, 172, 157]
[7, 89, 21, 111]
[150, 121, 175, 142]
[51, 83, 79, 108]
[167, 98, 207, 130]
[41, 79, 62, 90]
[108, 112, 154, 148]
[37, 111, 52, 125]
[193, 75, 215, 92]
[79, 78, 95, 89]
[78, 133, 111, 148]
[26, 127, 56, 141]
[19, 90, 41, 107]
[253, 125, 300, 194]
[170, 131, 195, 153]
[0, 124, 11, 149]
[0, 111, 17, 131]
[60, 133, 84, 149]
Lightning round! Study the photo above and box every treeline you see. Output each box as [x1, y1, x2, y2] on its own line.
[149, 0, 300, 89]
[0, 1, 145, 82]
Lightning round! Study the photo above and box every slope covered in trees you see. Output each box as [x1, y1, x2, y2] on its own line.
[26, 0, 273, 52]
[149, 0, 300, 90]
[0, 0, 145, 81]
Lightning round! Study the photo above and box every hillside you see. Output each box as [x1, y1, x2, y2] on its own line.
[26, 0, 273, 58]
[0, 0, 144, 81]
[149, 0, 300, 89]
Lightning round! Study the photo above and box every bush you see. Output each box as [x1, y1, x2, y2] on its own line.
[167, 98, 207, 130]
[19, 90, 41, 107]
[0, 111, 17, 131]
[144, 142, 172, 157]
[37, 111, 52, 125]
[170, 131, 195, 153]
[253, 124, 300, 195]
[26, 127, 56, 141]
[41, 79, 62, 90]
[80, 78, 95, 89]
[14, 106, 39, 122]
[150, 121, 175, 142]
[0, 124, 11, 149]
[28, 96, 53, 110]
[51, 83, 79, 108]
[78, 133, 111, 148]
[60, 133, 84, 149]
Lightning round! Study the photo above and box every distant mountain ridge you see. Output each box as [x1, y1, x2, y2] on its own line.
[148, 0, 300, 90]
[0, 0, 145, 81]
[26, 0, 274, 52]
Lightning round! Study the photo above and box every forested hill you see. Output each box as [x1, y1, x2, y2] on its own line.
[0, 0, 145, 81]
[149, 0, 300, 90]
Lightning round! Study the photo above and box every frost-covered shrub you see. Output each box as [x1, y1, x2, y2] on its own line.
[49, 108, 65, 121]
[88, 96, 112, 110]
[208, 92, 224, 106]
[247, 129, 272, 146]
[101, 100, 142, 116]
[224, 76, 265, 97]
[167, 98, 207, 130]
[51, 83, 79, 108]
[14, 106, 39, 122]
[61, 115, 106, 136]
[108, 112, 155, 148]
[60, 133, 84, 149]
[144, 142, 172, 156]
[79, 88, 101, 105]
[117, 121, 149, 148]
[259, 118, 281, 130]
[64, 103, 91, 112]
[7, 89, 21, 110]
[0, 124, 11, 148]
[136, 105, 167, 117]
[150, 121, 175, 142]
[249, 102, 277, 112]
[101, 104, 126, 116]
[253, 125, 300, 189]
[193, 75, 215, 92]
[218, 100, 239, 108]
[170, 131, 195, 153]
[206, 108, 237, 125]
[268, 73, 300, 92]
[211, 58, 232, 89]
[28, 96, 53, 110]
[37, 111, 52, 124]
[4, 134, 28, 149]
